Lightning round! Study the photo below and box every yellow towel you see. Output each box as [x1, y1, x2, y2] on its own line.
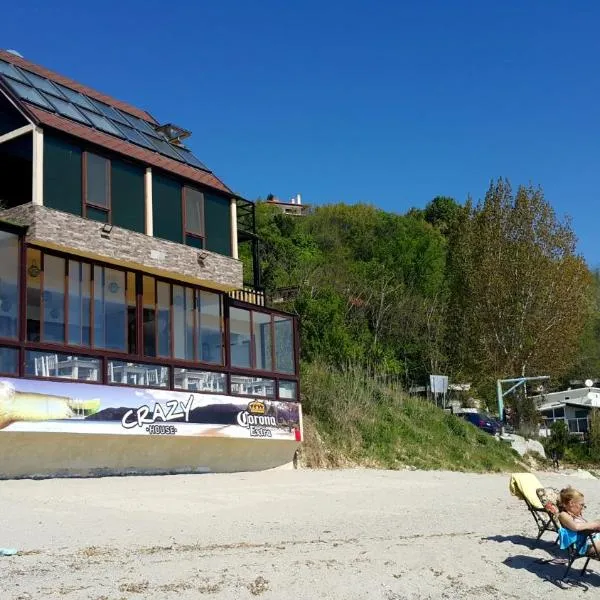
[509, 473, 544, 509]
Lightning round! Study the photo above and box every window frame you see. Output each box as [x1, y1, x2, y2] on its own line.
[83, 150, 112, 222]
[183, 185, 205, 248]
[13, 242, 299, 399]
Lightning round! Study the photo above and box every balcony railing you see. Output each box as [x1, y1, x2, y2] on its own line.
[229, 286, 265, 306]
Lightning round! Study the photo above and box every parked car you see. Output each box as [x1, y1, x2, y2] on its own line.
[459, 411, 501, 435]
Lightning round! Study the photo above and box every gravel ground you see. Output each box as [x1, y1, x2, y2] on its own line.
[1, 468, 599, 599]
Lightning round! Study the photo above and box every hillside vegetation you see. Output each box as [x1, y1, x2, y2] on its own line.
[299, 362, 522, 472]
[245, 181, 600, 470]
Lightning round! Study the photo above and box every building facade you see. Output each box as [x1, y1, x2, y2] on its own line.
[0, 50, 301, 478]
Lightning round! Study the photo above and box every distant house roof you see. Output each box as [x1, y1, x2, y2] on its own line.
[535, 387, 600, 412]
[0, 49, 233, 195]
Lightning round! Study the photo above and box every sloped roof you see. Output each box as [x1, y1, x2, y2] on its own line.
[0, 49, 232, 195]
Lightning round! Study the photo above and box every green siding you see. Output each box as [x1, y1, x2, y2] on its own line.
[204, 193, 231, 256]
[152, 174, 182, 243]
[44, 136, 82, 216]
[111, 160, 145, 233]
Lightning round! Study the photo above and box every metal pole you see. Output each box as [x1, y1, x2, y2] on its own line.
[497, 379, 504, 425]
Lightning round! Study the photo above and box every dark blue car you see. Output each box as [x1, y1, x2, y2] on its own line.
[459, 412, 501, 435]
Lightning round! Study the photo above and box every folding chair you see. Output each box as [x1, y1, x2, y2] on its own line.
[558, 527, 600, 580]
[509, 473, 560, 545]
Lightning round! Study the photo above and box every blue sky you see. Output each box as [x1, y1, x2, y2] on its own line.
[2, 1, 598, 264]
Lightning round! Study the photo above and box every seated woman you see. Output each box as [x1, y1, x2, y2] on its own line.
[558, 486, 600, 556]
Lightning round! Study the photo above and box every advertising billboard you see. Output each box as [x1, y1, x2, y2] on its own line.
[0, 377, 302, 441]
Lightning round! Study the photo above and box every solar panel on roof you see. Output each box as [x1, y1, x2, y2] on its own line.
[1, 59, 213, 174]
[78, 107, 125, 138]
[117, 123, 159, 150]
[176, 148, 209, 171]
[124, 113, 162, 138]
[53, 82, 100, 113]
[42, 93, 90, 125]
[90, 99, 133, 126]
[0, 59, 27, 83]
[19, 69, 66, 99]
[144, 134, 187, 161]
[3, 78, 55, 110]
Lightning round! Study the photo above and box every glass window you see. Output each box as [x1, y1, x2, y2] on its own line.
[127, 272, 137, 354]
[279, 380, 297, 400]
[231, 374, 275, 398]
[86, 153, 109, 208]
[253, 312, 273, 371]
[553, 407, 565, 418]
[157, 281, 171, 357]
[93, 266, 127, 351]
[0, 347, 18, 375]
[143, 276, 156, 357]
[25, 350, 100, 382]
[108, 360, 168, 388]
[26, 248, 42, 341]
[0, 231, 19, 339]
[42, 254, 66, 343]
[185, 188, 204, 236]
[185, 234, 203, 249]
[274, 315, 295, 374]
[174, 368, 226, 393]
[173, 285, 194, 361]
[68, 260, 91, 346]
[575, 409, 588, 419]
[229, 307, 251, 368]
[198, 291, 223, 364]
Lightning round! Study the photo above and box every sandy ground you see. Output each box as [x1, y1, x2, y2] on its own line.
[1, 469, 599, 599]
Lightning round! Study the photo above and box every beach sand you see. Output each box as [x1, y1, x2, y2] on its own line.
[1, 468, 599, 599]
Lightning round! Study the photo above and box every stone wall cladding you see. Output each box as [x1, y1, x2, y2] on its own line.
[0, 204, 243, 290]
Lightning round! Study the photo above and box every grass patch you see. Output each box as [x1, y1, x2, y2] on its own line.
[300, 362, 522, 472]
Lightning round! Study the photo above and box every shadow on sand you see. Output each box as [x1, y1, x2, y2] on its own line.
[484, 535, 600, 590]
[484, 534, 558, 553]
[502, 554, 600, 590]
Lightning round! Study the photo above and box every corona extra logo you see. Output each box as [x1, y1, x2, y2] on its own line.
[247, 400, 266, 415]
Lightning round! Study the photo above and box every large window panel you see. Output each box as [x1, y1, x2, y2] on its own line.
[0, 231, 19, 339]
[198, 291, 223, 364]
[253, 312, 273, 371]
[0, 346, 18, 375]
[157, 281, 171, 357]
[229, 307, 251, 368]
[42, 254, 66, 343]
[173, 285, 194, 361]
[231, 374, 275, 398]
[94, 267, 127, 351]
[86, 153, 109, 208]
[25, 350, 100, 382]
[127, 272, 137, 355]
[174, 368, 225, 393]
[143, 276, 156, 357]
[274, 315, 295, 374]
[108, 360, 168, 388]
[68, 260, 91, 346]
[26, 248, 41, 341]
[185, 187, 204, 237]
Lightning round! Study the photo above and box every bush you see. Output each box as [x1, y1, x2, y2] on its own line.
[543, 420, 569, 461]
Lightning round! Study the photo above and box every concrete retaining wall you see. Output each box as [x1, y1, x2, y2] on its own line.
[0, 433, 299, 479]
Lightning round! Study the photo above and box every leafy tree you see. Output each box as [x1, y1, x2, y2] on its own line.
[447, 179, 592, 385]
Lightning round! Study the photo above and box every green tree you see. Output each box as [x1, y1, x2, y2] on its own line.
[448, 179, 592, 384]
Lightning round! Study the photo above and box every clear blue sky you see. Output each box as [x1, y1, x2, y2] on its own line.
[2, 1, 599, 265]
